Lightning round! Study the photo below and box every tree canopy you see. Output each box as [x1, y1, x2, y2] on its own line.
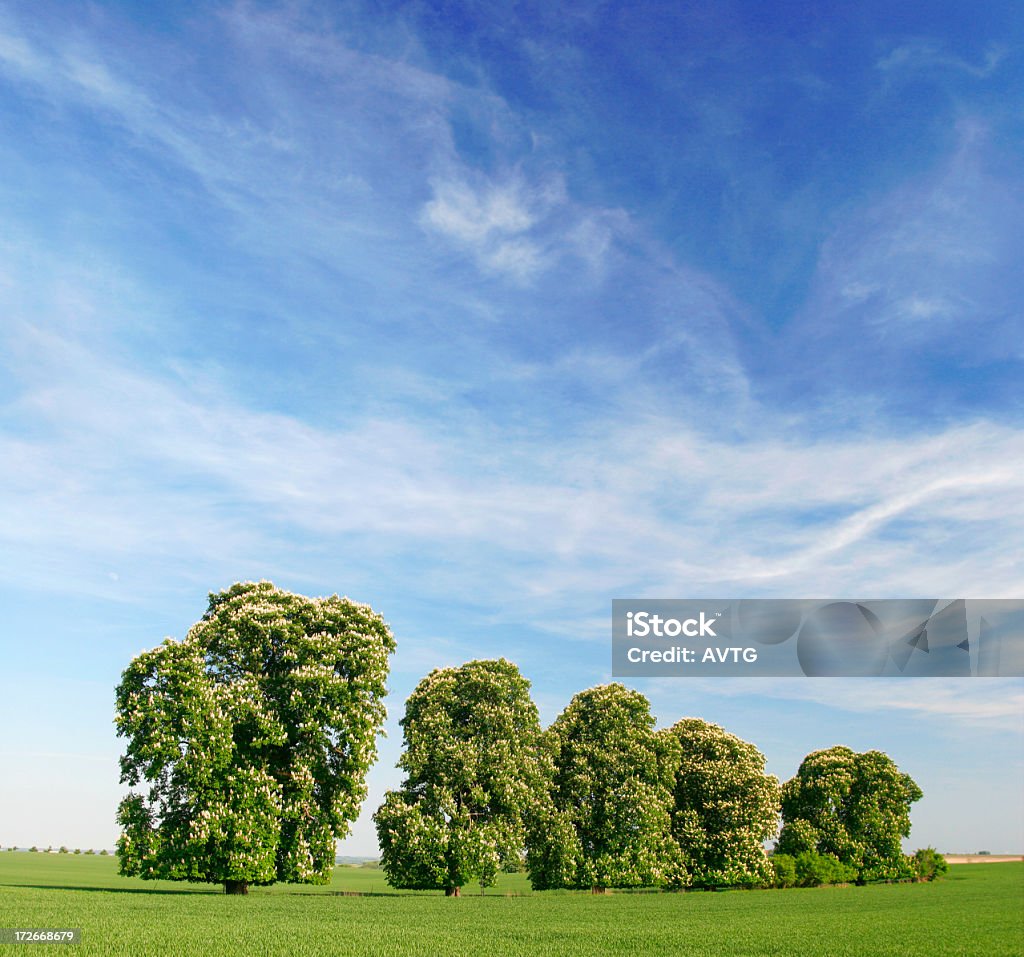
[527, 683, 682, 891]
[374, 658, 550, 896]
[777, 746, 922, 882]
[115, 581, 395, 893]
[665, 718, 780, 888]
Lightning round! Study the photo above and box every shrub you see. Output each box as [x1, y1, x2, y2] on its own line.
[59, 846, 69, 854]
[794, 850, 857, 887]
[100, 849, 109, 856]
[29, 846, 38, 853]
[74, 848, 81, 855]
[771, 853, 797, 888]
[911, 847, 948, 882]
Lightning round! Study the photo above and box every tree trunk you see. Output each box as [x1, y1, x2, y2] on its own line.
[224, 880, 249, 895]
[444, 886, 461, 897]
[591, 885, 607, 894]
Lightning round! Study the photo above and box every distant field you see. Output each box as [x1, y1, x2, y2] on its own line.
[1, 854, 1021, 956]
[946, 855, 1024, 864]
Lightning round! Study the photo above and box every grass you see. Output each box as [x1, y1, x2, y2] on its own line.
[1, 854, 1021, 956]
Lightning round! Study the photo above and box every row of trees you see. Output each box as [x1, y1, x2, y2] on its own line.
[10, 846, 109, 855]
[113, 583, 924, 895]
[374, 660, 923, 895]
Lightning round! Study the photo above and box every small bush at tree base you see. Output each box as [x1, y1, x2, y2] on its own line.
[911, 847, 949, 882]
[794, 851, 857, 886]
[771, 853, 797, 888]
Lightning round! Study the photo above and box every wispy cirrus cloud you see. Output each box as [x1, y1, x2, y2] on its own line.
[646, 677, 1024, 732]
[4, 304, 1022, 620]
[769, 118, 1023, 420]
[421, 175, 546, 280]
[420, 171, 630, 282]
[877, 40, 1008, 79]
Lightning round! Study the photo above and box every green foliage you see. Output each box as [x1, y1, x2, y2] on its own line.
[793, 850, 858, 886]
[664, 718, 780, 888]
[771, 852, 797, 888]
[59, 846, 69, 854]
[527, 683, 682, 890]
[374, 659, 550, 895]
[115, 581, 395, 892]
[778, 746, 922, 882]
[911, 847, 949, 882]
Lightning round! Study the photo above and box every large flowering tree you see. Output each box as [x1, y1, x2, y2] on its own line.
[777, 746, 922, 882]
[115, 581, 395, 894]
[526, 683, 683, 892]
[374, 659, 551, 896]
[664, 718, 780, 888]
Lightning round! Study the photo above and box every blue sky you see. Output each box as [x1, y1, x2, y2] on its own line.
[1, 1, 1022, 857]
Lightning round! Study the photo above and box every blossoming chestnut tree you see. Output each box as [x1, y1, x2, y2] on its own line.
[776, 745, 922, 882]
[374, 658, 551, 896]
[526, 683, 683, 892]
[664, 718, 780, 888]
[114, 581, 395, 894]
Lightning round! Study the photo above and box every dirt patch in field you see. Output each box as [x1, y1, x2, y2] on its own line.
[944, 855, 1024, 864]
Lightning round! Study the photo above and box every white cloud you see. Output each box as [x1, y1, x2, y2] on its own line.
[877, 40, 1007, 79]
[0, 29, 45, 76]
[788, 118, 1023, 376]
[3, 308, 1022, 619]
[422, 179, 536, 243]
[650, 677, 1024, 733]
[419, 171, 603, 282]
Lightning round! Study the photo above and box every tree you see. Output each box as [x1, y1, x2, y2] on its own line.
[777, 746, 922, 882]
[115, 581, 395, 894]
[664, 718, 780, 888]
[374, 659, 550, 896]
[527, 683, 682, 892]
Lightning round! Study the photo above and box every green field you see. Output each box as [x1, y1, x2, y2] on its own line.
[1, 854, 1021, 956]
